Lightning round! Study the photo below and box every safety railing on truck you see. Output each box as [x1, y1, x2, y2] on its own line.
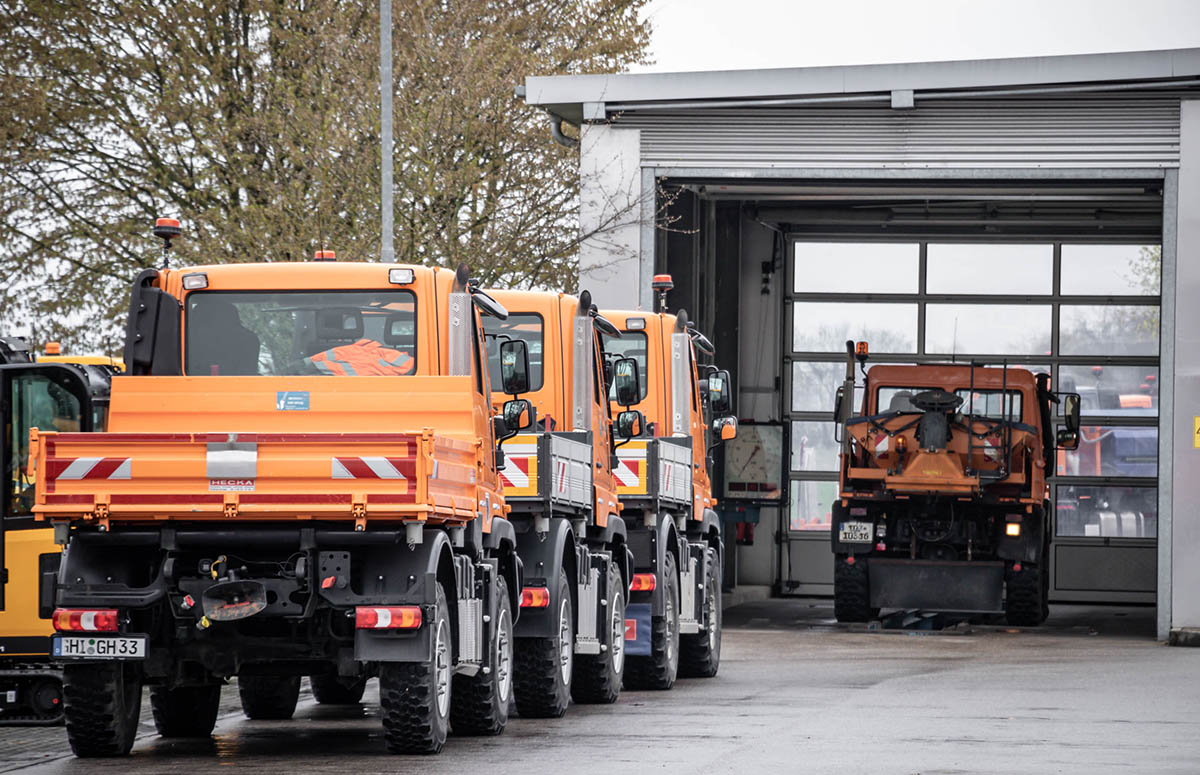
[498, 432, 592, 513]
[613, 437, 692, 509]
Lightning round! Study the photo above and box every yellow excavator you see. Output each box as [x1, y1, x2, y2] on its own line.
[1, 337, 114, 723]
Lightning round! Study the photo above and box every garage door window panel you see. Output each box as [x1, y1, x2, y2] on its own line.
[790, 421, 838, 472]
[789, 480, 838, 532]
[792, 302, 917, 353]
[1056, 485, 1157, 538]
[1057, 424, 1158, 478]
[924, 304, 1052, 356]
[926, 244, 1053, 295]
[1060, 305, 1159, 356]
[1058, 365, 1159, 415]
[793, 242, 919, 294]
[1061, 245, 1160, 296]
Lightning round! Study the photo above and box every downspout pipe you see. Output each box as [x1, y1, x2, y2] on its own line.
[548, 111, 580, 149]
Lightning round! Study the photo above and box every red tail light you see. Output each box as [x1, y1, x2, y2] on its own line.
[631, 573, 657, 592]
[355, 606, 422, 630]
[520, 587, 550, 608]
[52, 608, 118, 632]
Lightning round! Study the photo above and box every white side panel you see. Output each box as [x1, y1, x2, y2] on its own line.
[579, 125, 645, 308]
[550, 434, 593, 509]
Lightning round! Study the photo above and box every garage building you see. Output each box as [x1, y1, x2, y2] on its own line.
[521, 47, 1200, 642]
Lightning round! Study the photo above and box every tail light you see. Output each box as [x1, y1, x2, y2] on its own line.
[52, 608, 118, 632]
[355, 606, 422, 630]
[520, 587, 550, 608]
[631, 573, 657, 592]
[1005, 522, 1021, 537]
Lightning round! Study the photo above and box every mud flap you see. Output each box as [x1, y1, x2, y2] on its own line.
[623, 602, 652, 656]
[869, 559, 1005, 613]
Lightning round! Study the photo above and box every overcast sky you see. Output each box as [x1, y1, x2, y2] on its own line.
[635, 0, 1200, 73]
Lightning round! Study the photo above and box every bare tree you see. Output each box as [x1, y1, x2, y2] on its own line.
[0, 0, 651, 350]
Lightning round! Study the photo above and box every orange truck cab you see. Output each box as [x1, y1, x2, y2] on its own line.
[26, 258, 523, 756]
[1, 338, 113, 725]
[600, 308, 736, 689]
[482, 289, 632, 713]
[831, 343, 1081, 626]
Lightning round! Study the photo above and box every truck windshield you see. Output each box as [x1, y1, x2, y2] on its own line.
[876, 386, 1023, 419]
[606, 332, 649, 401]
[185, 290, 417, 376]
[482, 314, 544, 391]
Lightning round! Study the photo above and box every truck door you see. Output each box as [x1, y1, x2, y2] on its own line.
[0, 364, 93, 610]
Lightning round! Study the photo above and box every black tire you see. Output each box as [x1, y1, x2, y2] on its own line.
[62, 662, 143, 757]
[680, 547, 722, 678]
[624, 551, 679, 690]
[1006, 563, 1049, 627]
[572, 561, 625, 704]
[238, 675, 300, 720]
[150, 684, 221, 738]
[310, 674, 367, 705]
[451, 576, 513, 735]
[834, 555, 878, 623]
[381, 585, 452, 754]
[513, 569, 573, 718]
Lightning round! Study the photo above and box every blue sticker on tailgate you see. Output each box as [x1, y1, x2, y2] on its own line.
[276, 391, 310, 411]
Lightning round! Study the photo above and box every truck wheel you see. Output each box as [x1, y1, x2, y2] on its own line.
[238, 675, 300, 720]
[310, 674, 367, 705]
[1006, 564, 1049, 627]
[624, 551, 680, 690]
[834, 555, 878, 623]
[571, 561, 626, 704]
[513, 569, 573, 718]
[150, 684, 221, 738]
[62, 662, 143, 757]
[451, 576, 513, 735]
[381, 585, 453, 754]
[680, 547, 722, 678]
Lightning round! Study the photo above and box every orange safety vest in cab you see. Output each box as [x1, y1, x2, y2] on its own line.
[307, 339, 414, 376]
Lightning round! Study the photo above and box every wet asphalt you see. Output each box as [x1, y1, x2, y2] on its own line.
[1, 599, 1197, 774]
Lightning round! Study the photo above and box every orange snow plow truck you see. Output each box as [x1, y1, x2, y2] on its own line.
[27, 250, 527, 756]
[831, 342, 1081, 626]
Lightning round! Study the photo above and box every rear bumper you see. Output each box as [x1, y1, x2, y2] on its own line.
[868, 558, 1005, 613]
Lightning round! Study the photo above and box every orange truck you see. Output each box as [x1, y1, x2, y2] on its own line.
[600, 305, 736, 689]
[1, 337, 114, 725]
[831, 343, 1081, 625]
[482, 289, 632, 714]
[25, 250, 528, 756]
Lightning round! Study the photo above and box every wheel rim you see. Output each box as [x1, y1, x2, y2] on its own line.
[664, 581, 676, 665]
[557, 596, 573, 683]
[496, 606, 513, 702]
[707, 576, 719, 652]
[434, 615, 451, 717]
[610, 591, 625, 674]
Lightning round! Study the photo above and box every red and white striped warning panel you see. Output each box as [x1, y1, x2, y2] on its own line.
[499, 441, 537, 496]
[332, 456, 409, 480]
[614, 457, 641, 488]
[50, 457, 132, 481]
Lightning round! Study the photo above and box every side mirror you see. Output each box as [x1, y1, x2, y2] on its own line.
[503, 398, 533, 433]
[1061, 392, 1081, 433]
[614, 357, 639, 407]
[833, 385, 847, 424]
[1057, 428, 1080, 451]
[616, 409, 644, 439]
[714, 415, 738, 442]
[471, 289, 508, 320]
[708, 369, 732, 416]
[492, 415, 509, 441]
[499, 339, 530, 396]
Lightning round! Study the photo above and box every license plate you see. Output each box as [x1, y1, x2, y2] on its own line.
[839, 521, 873, 543]
[52, 635, 146, 660]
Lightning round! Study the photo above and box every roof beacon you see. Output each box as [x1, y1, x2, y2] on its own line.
[314, 250, 336, 262]
[152, 218, 181, 268]
[652, 274, 673, 313]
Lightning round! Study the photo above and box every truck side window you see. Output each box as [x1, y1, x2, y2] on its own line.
[7, 375, 82, 523]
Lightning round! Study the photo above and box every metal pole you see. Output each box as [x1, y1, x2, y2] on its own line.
[380, 0, 394, 263]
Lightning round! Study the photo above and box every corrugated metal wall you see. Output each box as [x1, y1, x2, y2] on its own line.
[616, 96, 1183, 169]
